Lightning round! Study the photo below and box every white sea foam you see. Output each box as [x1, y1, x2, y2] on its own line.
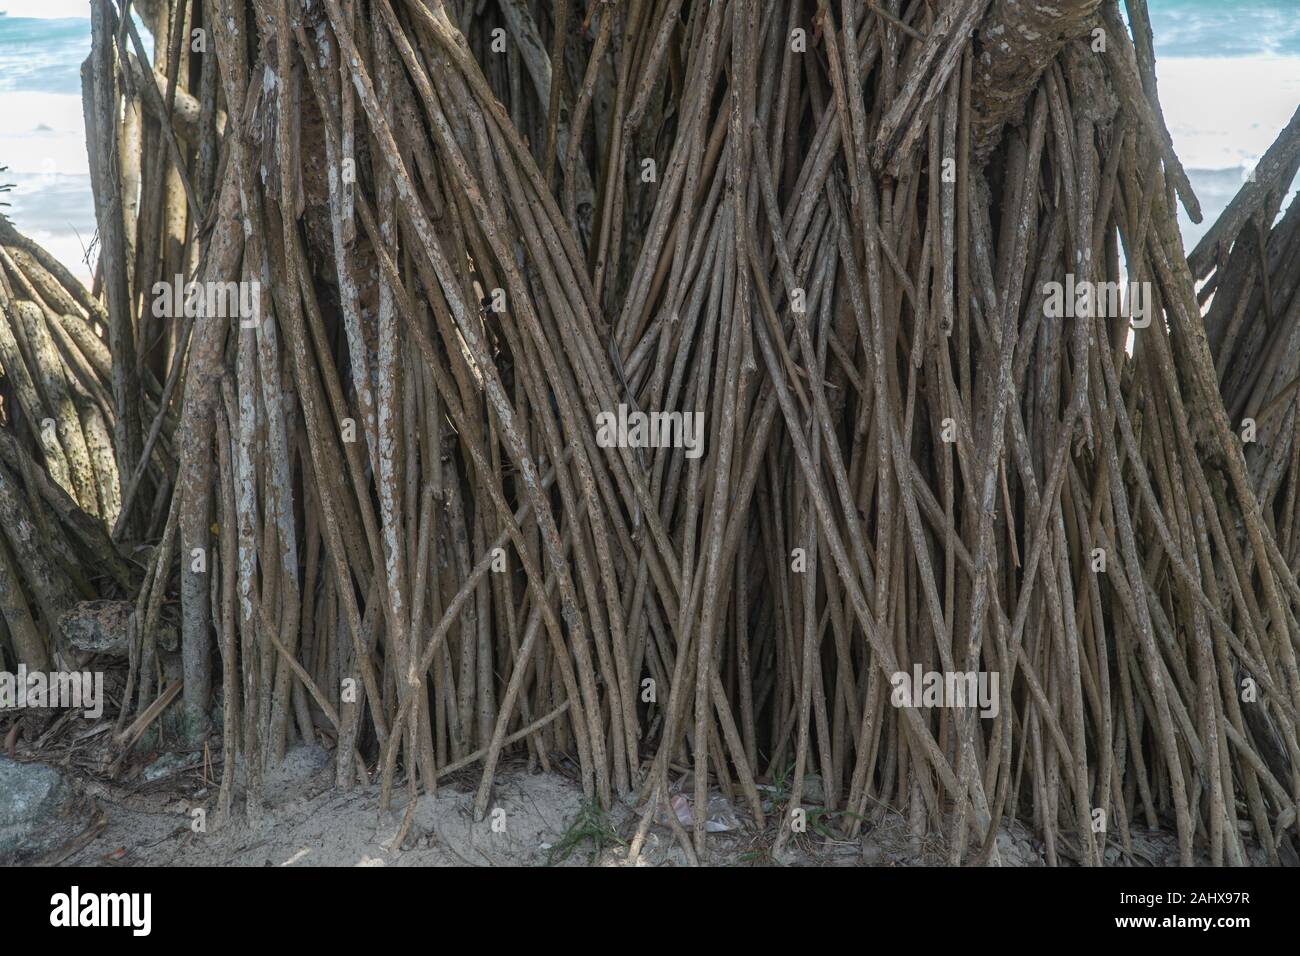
[1, 92, 90, 177]
[1150, 56, 1300, 252]
[1, 91, 95, 281]
[1156, 56, 1300, 174]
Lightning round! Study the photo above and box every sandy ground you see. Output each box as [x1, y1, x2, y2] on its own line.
[1, 694, 1244, 868]
[0, 738, 1078, 867]
[69, 746, 643, 867]
[52, 745, 904, 867]
[2, 705, 1220, 867]
[2, 685, 1060, 867]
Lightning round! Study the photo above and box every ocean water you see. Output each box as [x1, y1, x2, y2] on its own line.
[1145, 0, 1300, 58]
[0, 6, 151, 276]
[0, 14, 98, 275]
[0, 0, 1296, 278]
[0, 13, 87, 94]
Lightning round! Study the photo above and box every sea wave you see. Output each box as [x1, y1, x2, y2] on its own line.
[1147, 0, 1300, 58]
[0, 15, 90, 95]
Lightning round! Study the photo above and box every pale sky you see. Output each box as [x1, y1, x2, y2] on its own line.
[0, 0, 89, 18]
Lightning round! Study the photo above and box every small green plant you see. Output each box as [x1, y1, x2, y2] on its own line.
[771, 762, 791, 797]
[547, 799, 624, 865]
[765, 761, 794, 805]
